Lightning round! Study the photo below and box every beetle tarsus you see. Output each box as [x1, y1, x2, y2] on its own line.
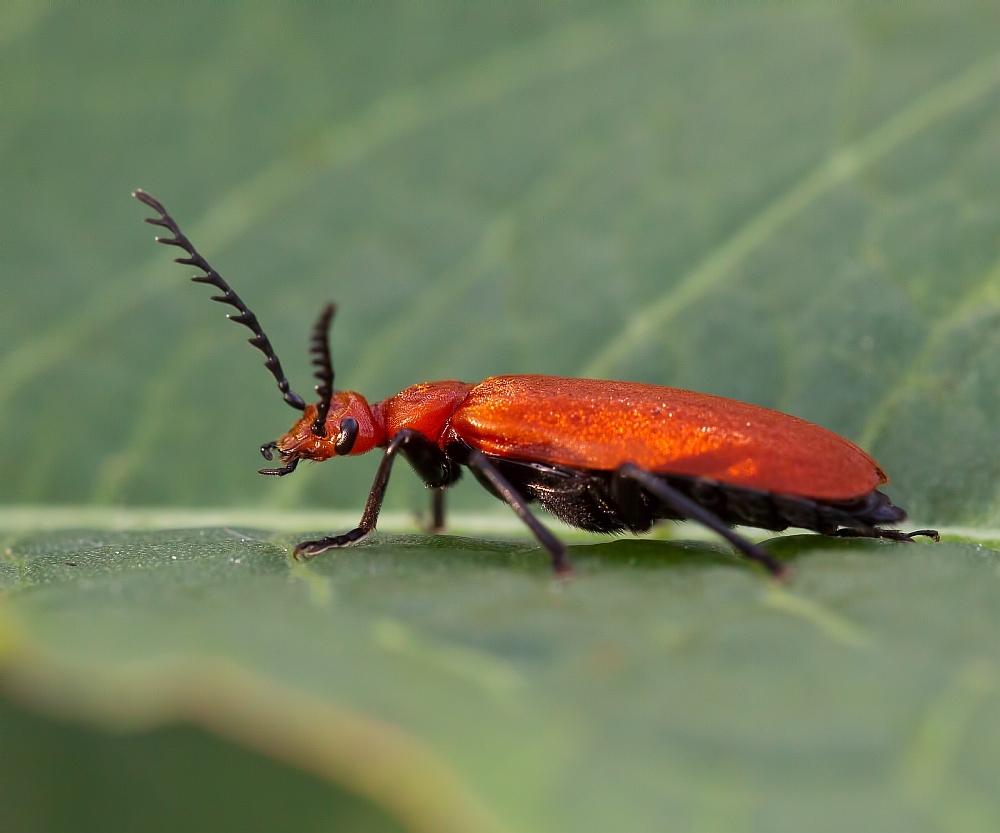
[294, 528, 369, 560]
[832, 526, 940, 543]
[258, 456, 299, 476]
[908, 528, 941, 542]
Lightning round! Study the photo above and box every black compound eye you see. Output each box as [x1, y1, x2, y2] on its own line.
[334, 417, 359, 455]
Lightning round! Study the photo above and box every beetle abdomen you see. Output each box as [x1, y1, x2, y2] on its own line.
[446, 375, 886, 502]
[470, 452, 905, 536]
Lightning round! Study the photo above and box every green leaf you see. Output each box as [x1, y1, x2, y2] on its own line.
[3, 523, 1000, 831]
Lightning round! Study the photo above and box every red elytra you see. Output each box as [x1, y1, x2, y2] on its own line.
[135, 189, 938, 577]
[450, 376, 886, 502]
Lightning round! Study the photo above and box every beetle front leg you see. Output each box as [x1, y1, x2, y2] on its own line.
[613, 464, 788, 579]
[294, 429, 434, 560]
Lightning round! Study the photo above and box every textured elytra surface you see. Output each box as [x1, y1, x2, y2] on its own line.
[449, 376, 886, 500]
[5, 3, 1000, 832]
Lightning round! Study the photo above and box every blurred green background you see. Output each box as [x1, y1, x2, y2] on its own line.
[6, 1, 1000, 523]
[6, 3, 1000, 832]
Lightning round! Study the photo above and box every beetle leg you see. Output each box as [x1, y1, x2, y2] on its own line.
[429, 488, 446, 533]
[832, 526, 940, 543]
[415, 488, 447, 534]
[465, 449, 570, 574]
[401, 437, 459, 537]
[614, 464, 788, 578]
[258, 456, 299, 476]
[294, 429, 454, 560]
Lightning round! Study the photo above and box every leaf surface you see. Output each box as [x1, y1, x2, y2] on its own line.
[3, 523, 1000, 831]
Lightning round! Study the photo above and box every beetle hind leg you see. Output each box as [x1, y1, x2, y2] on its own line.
[832, 526, 940, 543]
[613, 464, 788, 578]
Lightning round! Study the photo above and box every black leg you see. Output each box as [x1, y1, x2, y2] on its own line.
[415, 488, 447, 534]
[429, 488, 446, 533]
[466, 449, 570, 573]
[832, 526, 940, 543]
[614, 464, 787, 578]
[294, 429, 449, 560]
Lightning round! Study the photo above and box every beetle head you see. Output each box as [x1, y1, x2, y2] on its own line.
[259, 391, 384, 475]
[257, 304, 385, 475]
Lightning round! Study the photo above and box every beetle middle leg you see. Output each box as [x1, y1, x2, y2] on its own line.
[613, 463, 788, 578]
[429, 488, 446, 533]
[415, 488, 447, 534]
[465, 449, 570, 573]
[294, 429, 457, 559]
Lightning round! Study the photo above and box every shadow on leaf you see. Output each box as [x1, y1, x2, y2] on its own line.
[568, 537, 747, 572]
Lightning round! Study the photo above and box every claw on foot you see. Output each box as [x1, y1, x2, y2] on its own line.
[904, 528, 941, 542]
[292, 541, 329, 561]
[293, 528, 370, 561]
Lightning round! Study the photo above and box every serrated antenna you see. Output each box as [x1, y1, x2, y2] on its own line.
[133, 189, 306, 411]
[309, 303, 336, 436]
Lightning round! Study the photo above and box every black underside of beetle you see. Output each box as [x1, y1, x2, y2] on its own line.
[458, 448, 906, 536]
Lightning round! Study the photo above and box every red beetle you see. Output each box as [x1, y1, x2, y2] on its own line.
[135, 190, 938, 577]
